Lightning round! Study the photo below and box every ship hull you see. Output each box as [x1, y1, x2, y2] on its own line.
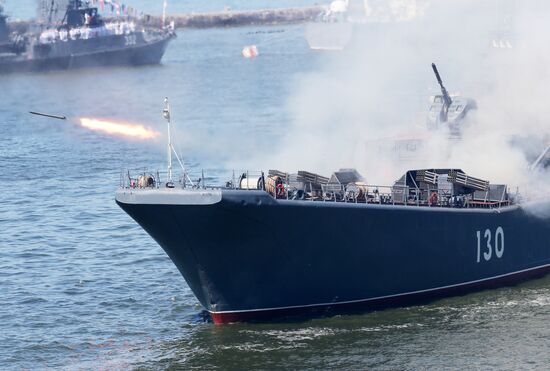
[0, 34, 174, 74]
[116, 189, 550, 324]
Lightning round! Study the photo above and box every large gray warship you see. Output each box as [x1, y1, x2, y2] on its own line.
[0, 0, 175, 73]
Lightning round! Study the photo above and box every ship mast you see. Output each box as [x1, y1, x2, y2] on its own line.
[47, 0, 56, 26]
[162, 0, 168, 28]
[163, 97, 173, 182]
[162, 98, 193, 187]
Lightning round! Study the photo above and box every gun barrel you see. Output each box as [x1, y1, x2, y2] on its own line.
[431, 63, 452, 107]
[431, 63, 443, 85]
[29, 111, 67, 120]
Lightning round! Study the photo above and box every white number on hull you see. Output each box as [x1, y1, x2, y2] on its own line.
[495, 226, 504, 258]
[483, 229, 492, 261]
[476, 230, 480, 262]
[476, 227, 504, 263]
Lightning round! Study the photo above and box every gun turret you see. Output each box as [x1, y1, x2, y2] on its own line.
[432, 63, 452, 108]
[426, 63, 477, 137]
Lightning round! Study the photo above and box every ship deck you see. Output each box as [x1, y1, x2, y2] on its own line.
[118, 168, 516, 211]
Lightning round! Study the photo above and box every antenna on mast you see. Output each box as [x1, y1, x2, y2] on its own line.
[163, 97, 173, 183]
[162, 97, 194, 188]
[162, 0, 167, 28]
[162, 98, 194, 188]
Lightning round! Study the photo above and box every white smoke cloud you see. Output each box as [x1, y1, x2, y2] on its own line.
[364, 0, 428, 22]
[272, 0, 550, 199]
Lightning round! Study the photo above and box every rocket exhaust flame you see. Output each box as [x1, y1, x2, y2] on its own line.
[79, 118, 160, 139]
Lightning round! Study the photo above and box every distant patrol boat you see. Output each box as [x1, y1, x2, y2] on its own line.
[0, 0, 175, 73]
[116, 98, 550, 324]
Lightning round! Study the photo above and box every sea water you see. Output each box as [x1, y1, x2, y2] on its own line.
[2, 4, 550, 370]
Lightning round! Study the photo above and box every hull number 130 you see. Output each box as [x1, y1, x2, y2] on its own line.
[476, 227, 504, 263]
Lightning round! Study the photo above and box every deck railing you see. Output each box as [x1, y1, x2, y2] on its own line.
[120, 169, 513, 209]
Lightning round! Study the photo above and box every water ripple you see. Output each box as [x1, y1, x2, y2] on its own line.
[2, 21, 550, 371]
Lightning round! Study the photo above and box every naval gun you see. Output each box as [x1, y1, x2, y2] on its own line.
[432, 63, 452, 109]
[427, 63, 477, 137]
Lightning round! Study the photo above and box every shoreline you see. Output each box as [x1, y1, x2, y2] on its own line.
[8, 6, 324, 33]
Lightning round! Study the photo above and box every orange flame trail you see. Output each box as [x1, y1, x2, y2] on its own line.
[79, 118, 159, 139]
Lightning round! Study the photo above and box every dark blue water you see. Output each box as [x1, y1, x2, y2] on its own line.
[2, 11, 550, 371]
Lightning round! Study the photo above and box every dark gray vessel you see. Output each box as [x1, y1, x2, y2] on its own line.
[0, 3, 21, 54]
[115, 99, 550, 324]
[0, 0, 175, 73]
